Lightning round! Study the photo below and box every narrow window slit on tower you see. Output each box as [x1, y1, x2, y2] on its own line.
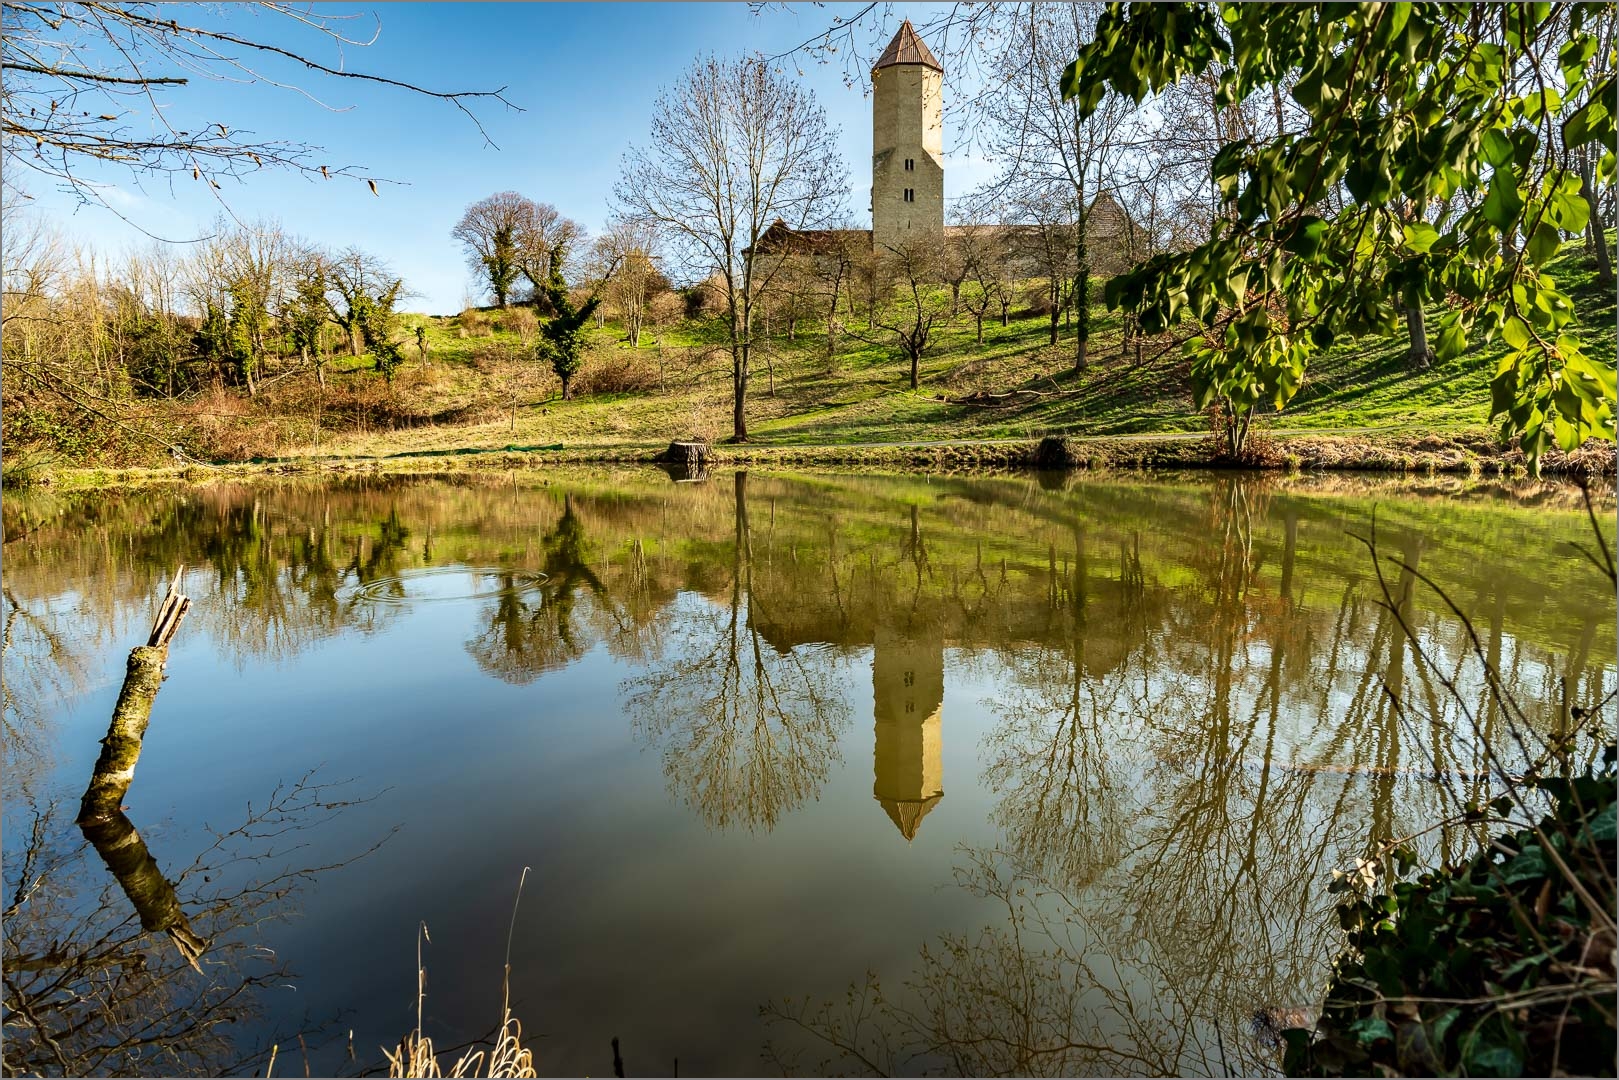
[905, 158, 914, 171]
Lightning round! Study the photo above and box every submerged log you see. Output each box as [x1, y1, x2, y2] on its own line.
[77, 568, 190, 825]
[80, 812, 207, 971]
[655, 439, 712, 469]
[75, 566, 205, 967]
[1034, 436, 1078, 470]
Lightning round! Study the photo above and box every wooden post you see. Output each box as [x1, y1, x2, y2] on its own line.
[77, 568, 190, 826]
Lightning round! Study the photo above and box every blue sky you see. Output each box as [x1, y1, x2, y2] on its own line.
[26, 2, 994, 313]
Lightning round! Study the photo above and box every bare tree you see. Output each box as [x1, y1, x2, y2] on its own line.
[951, 221, 1005, 344]
[593, 220, 664, 348]
[323, 247, 401, 357]
[512, 202, 582, 303]
[1008, 185, 1080, 347]
[0, 199, 66, 334]
[452, 192, 534, 308]
[616, 55, 846, 442]
[976, 3, 1136, 372]
[804, 218, 862, 365]
[0, 2, 515, 213]
[850, 239, 952, 390]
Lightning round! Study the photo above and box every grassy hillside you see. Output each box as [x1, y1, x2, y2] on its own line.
[22, 243, 1613, 474]
[298, 242, 1613, 460]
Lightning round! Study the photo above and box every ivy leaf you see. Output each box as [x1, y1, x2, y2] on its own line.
[1348, 1016, 1394, 1046]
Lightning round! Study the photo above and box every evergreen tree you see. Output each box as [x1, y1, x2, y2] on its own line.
[537, 241, 610, 400]
[289, 266, 329, 386]
[226, 279, 267, 396]
[194, 302, 231, 389]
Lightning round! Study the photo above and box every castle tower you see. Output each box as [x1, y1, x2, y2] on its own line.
[872, 627, 945, 841]
[871, 20, 944, 254]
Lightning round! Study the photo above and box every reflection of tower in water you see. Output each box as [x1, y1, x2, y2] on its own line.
[872, 627, 944, 841]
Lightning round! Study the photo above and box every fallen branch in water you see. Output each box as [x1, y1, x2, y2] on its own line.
[73, 566, 203, 968]
[77, 566, 190, 826]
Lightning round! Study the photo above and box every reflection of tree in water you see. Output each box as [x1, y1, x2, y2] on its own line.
[2, 774, 380, 1076]
[982, 524, 1155, 892]
[626, 474, 849, 832]
[764, 850, 1240, 1077]
[463, 495, 612, 683]
[2, 587, 92, 801]
[870, 483, 1521, 1079]
[192, 497, 412, 662]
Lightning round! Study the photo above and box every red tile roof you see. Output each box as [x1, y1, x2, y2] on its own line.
[874, 19, 943, 73]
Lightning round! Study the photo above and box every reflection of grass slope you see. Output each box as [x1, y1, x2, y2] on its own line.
[202, 244, 1616, 463]
[6, 470, 1612, 671]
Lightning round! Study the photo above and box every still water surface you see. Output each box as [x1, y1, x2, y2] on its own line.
[3, 469, 1613, 1076]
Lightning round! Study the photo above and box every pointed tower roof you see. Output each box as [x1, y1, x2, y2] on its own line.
[874, 19, 943, 73]
[879, 794, 943, 842]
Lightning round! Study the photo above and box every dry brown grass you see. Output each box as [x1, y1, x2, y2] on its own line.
[385, 1014, 537, 1079]
[490, 307, 537, 339]
[383, 871, 537, 1079]
[573, 349, 662, 396]
[455, 308, 495, 338]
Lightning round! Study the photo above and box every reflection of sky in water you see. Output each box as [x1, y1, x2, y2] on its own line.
[2, 472, 1613, 1077]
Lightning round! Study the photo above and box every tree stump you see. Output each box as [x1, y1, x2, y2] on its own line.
[1035, 436, 1078, 470]
[655, 440, 712, 469]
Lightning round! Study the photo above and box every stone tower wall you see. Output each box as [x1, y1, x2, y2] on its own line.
[871, 64, 944, 254]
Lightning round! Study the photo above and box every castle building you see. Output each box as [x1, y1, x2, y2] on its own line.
[870, 20, 945, 252]
[750, 20, 1136, 273]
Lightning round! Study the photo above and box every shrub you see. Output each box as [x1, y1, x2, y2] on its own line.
[1283, 752, 1617, 1078]
[572, 350, 662, 396]
[492, 306, 538, 339]
[456, 308, 494, 337]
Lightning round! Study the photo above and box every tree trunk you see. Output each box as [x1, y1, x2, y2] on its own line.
[78, 646, 168, 823]
[909, 348, 919, 390]
[1581, 156, 1615, 289]
[1001, 302, 1010, 327]
[1073, 136, 1090, 373]
[349, 324, 362, 357]
[561, 374, 572, 400]
[1405, 304, 1433, 369]
[1049, 276, 1062, 344]
[1074, 250, 1090, 372]
[976, 313, 984, 344]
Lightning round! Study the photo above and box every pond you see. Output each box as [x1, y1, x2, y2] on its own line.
[3, 469, 1614, 1077]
